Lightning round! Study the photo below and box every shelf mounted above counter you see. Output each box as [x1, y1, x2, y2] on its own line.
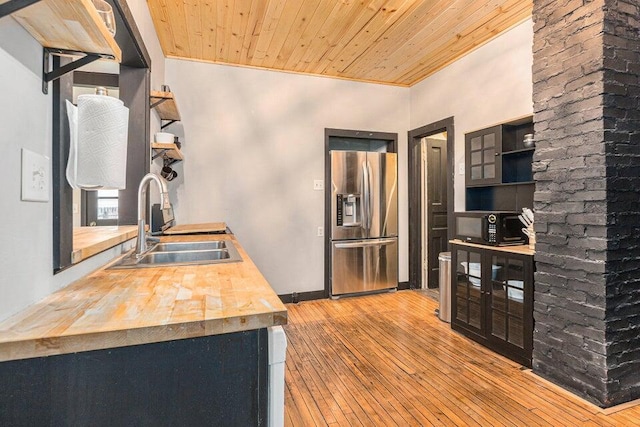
[0, 0, 122, 94]
[150, 91, 181, 129]
[151, 142, 184, 166]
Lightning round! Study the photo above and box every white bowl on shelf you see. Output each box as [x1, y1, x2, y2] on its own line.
[154, 132, 175, 143]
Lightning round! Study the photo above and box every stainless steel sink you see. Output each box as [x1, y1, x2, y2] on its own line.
[138, 249, 231, 265]
[108, 240, 242, 269]
[150, 241, 226, 252]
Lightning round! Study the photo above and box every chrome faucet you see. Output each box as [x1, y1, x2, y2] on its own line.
[135, 173, 171, 256]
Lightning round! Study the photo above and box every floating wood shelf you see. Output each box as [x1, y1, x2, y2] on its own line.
[150, 91, 181, 123]
[151, 142, 184, 164]
[0, 0, 122, 62]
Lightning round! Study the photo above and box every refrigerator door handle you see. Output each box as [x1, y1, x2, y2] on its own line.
[334, 238, 396, 249]
[366, 160, 373, 231]
[362, 160, 370, 233]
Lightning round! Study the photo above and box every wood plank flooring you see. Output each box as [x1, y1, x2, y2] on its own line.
[283, 291, 640, 426]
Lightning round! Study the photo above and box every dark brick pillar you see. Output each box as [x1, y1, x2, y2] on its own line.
[532, 0, 640, 407]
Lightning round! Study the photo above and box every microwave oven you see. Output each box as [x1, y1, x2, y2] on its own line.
[454, 211, 526, 246]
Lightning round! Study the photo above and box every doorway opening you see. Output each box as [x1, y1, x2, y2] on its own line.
[408, 117, 455, 289]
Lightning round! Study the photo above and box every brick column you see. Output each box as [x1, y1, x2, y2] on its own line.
[532, 0, 640, 407]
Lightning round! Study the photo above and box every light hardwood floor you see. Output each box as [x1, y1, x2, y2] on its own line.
[283, 291, 640, 426]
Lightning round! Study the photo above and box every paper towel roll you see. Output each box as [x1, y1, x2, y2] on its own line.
[66, 94, 129, 190]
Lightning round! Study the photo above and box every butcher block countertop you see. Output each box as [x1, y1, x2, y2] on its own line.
[450, 239, 535, 256]
[72, 225, 138, 264]
[0, 234, 287, 362]
[164, 222, 227, 235]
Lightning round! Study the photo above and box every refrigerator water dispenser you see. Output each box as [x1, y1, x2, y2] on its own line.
[336, 194, 361, 227]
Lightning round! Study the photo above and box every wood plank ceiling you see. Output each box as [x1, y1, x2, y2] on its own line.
[147, 0, 532, 87]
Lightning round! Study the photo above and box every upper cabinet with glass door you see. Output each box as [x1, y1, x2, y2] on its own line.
[464, 117, 534, 211]
[465, 125, 502, 186]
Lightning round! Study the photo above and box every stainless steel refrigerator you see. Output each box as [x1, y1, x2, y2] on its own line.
[330, 151, 398, 297]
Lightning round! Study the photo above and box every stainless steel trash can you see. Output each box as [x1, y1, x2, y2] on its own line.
[438, 252, 451, 322]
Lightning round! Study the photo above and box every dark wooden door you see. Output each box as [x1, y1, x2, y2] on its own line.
[425, 137, 448, 288]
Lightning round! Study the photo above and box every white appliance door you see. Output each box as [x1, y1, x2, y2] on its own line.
[331, 237, 398, 296]
[267, 326, 287, 427]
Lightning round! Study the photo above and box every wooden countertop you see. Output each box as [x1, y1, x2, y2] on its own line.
[164, 222, 227, 235]
[450, 239, 535, 256]
[0, 234, 287, 362]
[72, 226, 138, 264]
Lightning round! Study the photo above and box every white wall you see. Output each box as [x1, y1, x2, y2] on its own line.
[165, 60, 410, 295]
[0, 19, 125, 322]
[410, 19, 534, 211]
[0, 1, 165, 322]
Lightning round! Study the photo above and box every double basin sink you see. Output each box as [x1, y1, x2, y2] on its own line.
[109, 239, 242, 269]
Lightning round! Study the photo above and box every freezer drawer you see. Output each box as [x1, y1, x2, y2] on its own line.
[331, 238, 398, 296]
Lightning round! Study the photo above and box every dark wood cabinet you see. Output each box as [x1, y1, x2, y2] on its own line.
[451, 241, 534, 367]
[465, 117, 534, 211]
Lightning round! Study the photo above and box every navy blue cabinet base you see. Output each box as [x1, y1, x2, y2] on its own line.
[0, 330, 268, 426]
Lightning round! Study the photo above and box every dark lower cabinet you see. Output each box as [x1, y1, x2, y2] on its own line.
[0, 329, 268, 427]
[451, 242, 534, 367]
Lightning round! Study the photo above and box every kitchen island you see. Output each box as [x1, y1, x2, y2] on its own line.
[0, 233, 287, 426]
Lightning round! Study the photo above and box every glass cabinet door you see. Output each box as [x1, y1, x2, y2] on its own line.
[454, 248, 484, 333]
[466, 126, 502, 186]
[489, 255, 525, 348]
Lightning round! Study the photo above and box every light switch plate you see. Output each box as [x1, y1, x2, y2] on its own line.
[313, 180, 324, 191]
[21, 148, 50, 202]
[459, 163, 465, 175]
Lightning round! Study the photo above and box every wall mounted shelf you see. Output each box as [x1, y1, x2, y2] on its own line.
[150, 91, 181, 129]
[0, 0, 122, 93]
[151, 142, 183, 166]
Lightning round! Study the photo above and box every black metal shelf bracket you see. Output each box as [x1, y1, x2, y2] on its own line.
[0, 0, 40, 19]
[152, 149, 168, 161]
[42, 48, 115, 94]
[151, 150, 180, 166]
[160, 119, 177, 130]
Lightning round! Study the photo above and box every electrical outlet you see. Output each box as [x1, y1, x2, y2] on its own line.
[313, 180, 324, 191]
[21, 148, 49, 202]
[317, 226, 324, 237]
